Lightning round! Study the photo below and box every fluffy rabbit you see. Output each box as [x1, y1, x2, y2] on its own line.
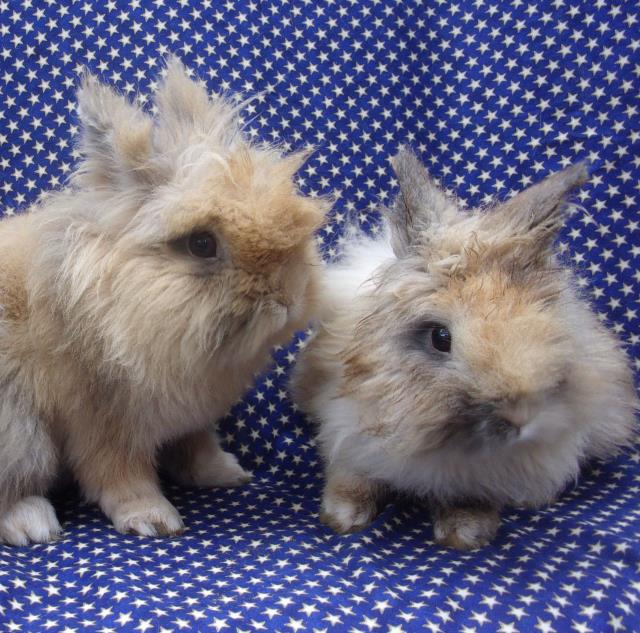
[0, 58, 327, 545]
[292, 148, 637, 550]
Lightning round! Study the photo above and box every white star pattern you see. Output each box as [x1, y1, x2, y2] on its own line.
[0, 0, 639, 631]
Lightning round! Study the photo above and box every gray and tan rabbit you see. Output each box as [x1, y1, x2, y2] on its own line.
[0, 58, 328, 545]
[292, 148, 637, 550]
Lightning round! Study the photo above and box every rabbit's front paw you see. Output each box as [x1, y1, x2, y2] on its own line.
[189, 449, 251, 489]
[0, 496, 62, 546]
[320, 486, 378, 534]
[432, 505, 500, 551]
[110, 496, 184, 537]
[164, 430, 251, 489]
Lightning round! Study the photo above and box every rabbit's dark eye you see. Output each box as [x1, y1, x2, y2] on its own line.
[187, 232, 217, 258]
[431, 326, 451, 353]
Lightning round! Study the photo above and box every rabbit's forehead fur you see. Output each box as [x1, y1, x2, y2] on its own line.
[155, 147, 323, 272]
[335, 255, 574, 459]
[74, 56, 326, 251]
[383, 255, 570, 399]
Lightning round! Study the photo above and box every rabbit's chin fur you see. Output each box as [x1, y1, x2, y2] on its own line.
[0, 58, 328, 545]
[292, 150, 638, 550]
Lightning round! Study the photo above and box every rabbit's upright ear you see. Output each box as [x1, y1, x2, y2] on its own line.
[488, 162, 589, 264]
[387, 147, 458, 257]
[76, 74, 154, 189]
[155, 57, 210, 134]
[154, 56, 237, 148]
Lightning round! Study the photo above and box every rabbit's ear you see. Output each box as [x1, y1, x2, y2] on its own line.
[387, 147, 458, 257]
[154, 56, 237, 148]
[76, 74, 154, 189]
[155, 56, 210, 132]
[488, 162, 589, 261]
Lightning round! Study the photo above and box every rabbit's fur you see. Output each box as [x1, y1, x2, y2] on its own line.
[0, 58, 327, 545]
[292, 148, 637, 550]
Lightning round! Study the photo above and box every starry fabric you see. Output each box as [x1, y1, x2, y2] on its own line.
[0, 0, 639, 631]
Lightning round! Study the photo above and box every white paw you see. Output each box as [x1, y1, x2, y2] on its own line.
[433, 507, 500, 551]
[0, 496, 62, 546]
[110, 497, 184, 537]
[188, 449, 251, 488]
[320, 491, 377, 535]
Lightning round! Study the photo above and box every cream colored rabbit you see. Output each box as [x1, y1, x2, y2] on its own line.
[292, 148, 637, 550]
[0, 58, 327, 545]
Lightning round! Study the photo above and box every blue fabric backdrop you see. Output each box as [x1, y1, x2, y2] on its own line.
[1, 1, 639, 631]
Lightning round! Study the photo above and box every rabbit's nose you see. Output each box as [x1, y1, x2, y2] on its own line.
[499, 398, 539, 428]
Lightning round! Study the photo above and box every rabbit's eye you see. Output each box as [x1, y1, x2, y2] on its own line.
[431, 326, 451, 353]
[187, 232, 217, 258]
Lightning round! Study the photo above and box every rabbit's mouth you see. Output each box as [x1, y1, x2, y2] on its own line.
[250, 299, 292, 337]
[263, 296, 307, 327]
[470, 416, 520, 445]
[264, 298, 290, 318]
[442, 402, 522, 450]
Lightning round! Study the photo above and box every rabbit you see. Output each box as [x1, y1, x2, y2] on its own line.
[0, 57, 328, 545]
[292, 147, 638, 550]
